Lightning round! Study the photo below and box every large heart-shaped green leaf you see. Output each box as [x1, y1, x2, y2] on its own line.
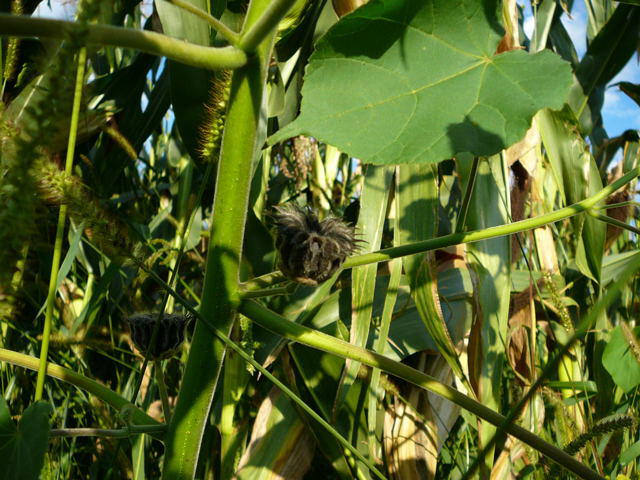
[270, 0, 572, 165]
[0, 399, 51, 480]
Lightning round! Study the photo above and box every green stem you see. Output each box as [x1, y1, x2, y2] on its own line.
[168, 0, 239, 45]
[240, 166, 639, 291]
[141, 268, 386, 480]
[0, 348, 161, 434]
[240, 271, 287, 291]
[154, 360, 172, 424]
[161, 1, 278, 477]
[596, 200, 640, 210]
[50, 425, 167, 438]
[455, 156, 480, 232]
[238, 299, 603, 480]
[34, 47, 86, 401]
[460, 250, 640, 480]
[237, 0, 298, 51]
[588, 210, 640, 235]
[239, 284, 296, 298]
[343, 165, 638, 268]
[166, 156, 192, 313]
[0, 14, 247, 71]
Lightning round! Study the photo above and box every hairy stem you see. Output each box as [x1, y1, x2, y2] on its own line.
[161, 1, 279, 477]
[0, 14, 247, 70]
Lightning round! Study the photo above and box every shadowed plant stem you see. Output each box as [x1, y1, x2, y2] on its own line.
[35, 47, 86, 401]
[50, 425, 167, 438]
[455, 156, 480, 232]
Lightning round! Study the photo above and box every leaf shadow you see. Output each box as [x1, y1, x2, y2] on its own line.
[324, 1, 423, 64]
[446, 116, 505, 158]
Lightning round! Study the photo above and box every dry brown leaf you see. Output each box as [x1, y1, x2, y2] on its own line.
[383, 354, 459, 480]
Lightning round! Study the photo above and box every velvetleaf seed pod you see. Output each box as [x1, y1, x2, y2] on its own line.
[125, 313, 190, 360]
[272, 205, 357, 285]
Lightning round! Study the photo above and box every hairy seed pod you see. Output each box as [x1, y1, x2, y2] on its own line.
[272, 205, 357, 285]
[125, 313, 190, 360]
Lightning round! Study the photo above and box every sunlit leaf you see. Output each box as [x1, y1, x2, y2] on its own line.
[602, 325, 640, 393]
[270, 0, 572, 165]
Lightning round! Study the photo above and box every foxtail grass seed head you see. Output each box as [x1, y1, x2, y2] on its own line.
[271, 205, 357, 285]
[199, 71, 231, 162]
[35, 159, 144, 264]
[0, 0, 101, 308]
[564, 414, 636, 456]
[126, 313, 191, 360]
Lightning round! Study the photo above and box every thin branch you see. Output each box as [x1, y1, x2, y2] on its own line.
[455, 156, 480, 232]
[36, 47, 87, 401]
[238, 0, 299, 51]
[344, 166, 638, 268]
[596, 200, 640, 210]
[588, 210, 640, 235]
[50, 425, 167, 438]
[139, 268, 385, 480]
[0, 14, 247, 71]
[242, 166, 640, 290]
[237, 299, 604, 480]
[239, 284, 297, 298]
[168, 0, 239, 45]
[240, 271, 287, 292]
[154, 360, 172, 424]
[0, 348, 162, 436]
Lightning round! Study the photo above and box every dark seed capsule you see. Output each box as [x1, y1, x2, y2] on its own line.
[125, 313, 190, 360]
[272, 205, 357, 285]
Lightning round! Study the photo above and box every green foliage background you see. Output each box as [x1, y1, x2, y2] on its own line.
[0, 0, 639, 479]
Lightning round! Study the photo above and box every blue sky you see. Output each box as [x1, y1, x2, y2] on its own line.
[523, 1, 640, 136]
[35, 1, 639, 138]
